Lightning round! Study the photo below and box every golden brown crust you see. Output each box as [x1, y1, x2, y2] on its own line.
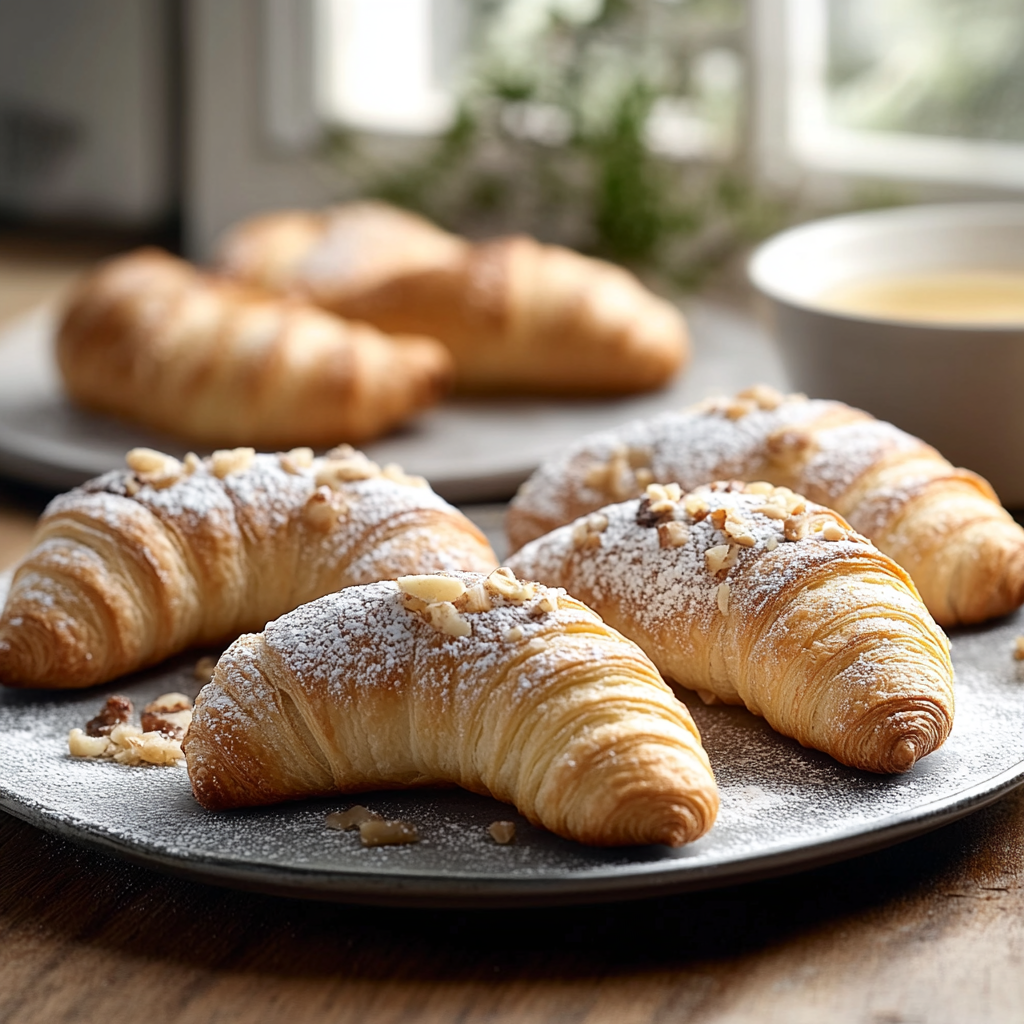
[506, 386, 1024, 626]
[56, 247, 454, 449]
[507, 482, 955, 774]
[216, 203, 689, 396]
[0, 448, 497, 689]
[183, 572, 719, 848]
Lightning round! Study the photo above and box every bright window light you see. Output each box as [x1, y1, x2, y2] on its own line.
[782, 0, 1024, 190]
[315, 0, 455, 135]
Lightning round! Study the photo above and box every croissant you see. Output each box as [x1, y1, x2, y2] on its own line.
[183, 569, 719, 847]
[56, 247, 454, 449]
[0, 446, 496, 689]
[216, 201, 689, 395]
[507, 384, 1024, 626]
[507, 481, 955, 774]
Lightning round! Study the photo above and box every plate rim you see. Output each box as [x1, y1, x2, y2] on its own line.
[2, 753, 1021, 909]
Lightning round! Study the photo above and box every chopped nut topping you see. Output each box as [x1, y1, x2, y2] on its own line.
[767, 427, 814, 464]
[183, 452, 203, 475]
[68, 729, 111, 758]
[462, 583, 493, 613]
[141, 692, 193, 738]
[584, 445, 652, 501]
[85, 695, 133, 737]
[755, 504, 789, 520]
[645, 482, 682, 516]
[684, 494, 710, 520]
[326, 805, 381, 830]
[315, 450, 380, 488]
[147, 692, 190, 714]
[1014, 637, 1024, 661]
[359, 819, 420, 847]
[489, 821, 516, 844]
[744, 480, 775, 496]
[821, 522, 846, 542]
[737, 384, 785, 411]
[504, 626, 525, 642]
[486, 570, 537, 603]
[724, 398, 757, 420]
[398, 574, 467, 604]
[381, 463, 429, 489]
[784, 515, 809, 542]
[709, 508, 728, 531]
[123, 478, 140, 497]
[658, 521, 690, 548]
[765, 534, 779, 552]
[125, 448, 183, 489]
[70, 699, 185, 765]
[210, 447, 255, 479]
[279, 447, 314, 474]
[194, 655, 218, 681]
[111, 724, 184, 766]
[705, 544, 739, 575]
[716, 581, 731, 614]
[402, 593, 429, 614]
[426, 601, 472, 638]
[534, 593, 558, 614]
[303, 486, 349, 530]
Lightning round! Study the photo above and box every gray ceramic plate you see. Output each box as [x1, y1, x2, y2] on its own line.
[0, 299, 785, 502]
[2, 561, 1023, 907]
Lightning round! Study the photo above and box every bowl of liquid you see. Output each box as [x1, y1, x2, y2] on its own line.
[749, 203, 1024, 506]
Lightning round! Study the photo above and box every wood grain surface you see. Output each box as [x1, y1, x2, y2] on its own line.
[1, 788, 1023, 1024]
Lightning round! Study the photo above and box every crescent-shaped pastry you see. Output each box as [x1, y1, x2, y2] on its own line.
[216, 201, 688, 396]
[183, 570, 719, 847]
[507, 481, 955, 774]
[56, 247, 454, 449]
[0, 446, 496, 689]
[507, 385, 1024, 625]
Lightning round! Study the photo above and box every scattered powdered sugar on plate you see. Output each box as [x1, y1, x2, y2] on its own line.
[2, 588, 1024, 902]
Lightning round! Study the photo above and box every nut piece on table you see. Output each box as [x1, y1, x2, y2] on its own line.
[358, 819, 420, 847]
[488, 821, 516, 844]
[85, 695, 133, 737]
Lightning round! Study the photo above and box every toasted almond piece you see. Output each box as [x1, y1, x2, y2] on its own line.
[68, 728, 111, 758]
[755, 504, 789, 520]
[462, 583, 493, 613]
[1014, 637, 1024, 661]
[426, 601, 472, 638]
[397, 574, 467, 604]
[784, 515, 809, 542]
[326, 805, 381, 830]
[210, 447, 255, 479]
[717, 581, 731, 614]
[486, 571, 537, 602]
[359, 819, 420, 847]
[303, 486, 348, 530]
[705, 544, 733, 574]
[658, 520, 690, 548]
[710, 508, 728, 531]
[821, 522, 846, 542]
[765, 534, 778, 551]
[279, 447, 314, 474]
[504, 626, 525, 642]
[489, 821, 516, 844]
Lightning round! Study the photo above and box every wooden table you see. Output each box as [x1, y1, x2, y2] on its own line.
[3, 249, 1024, 1024]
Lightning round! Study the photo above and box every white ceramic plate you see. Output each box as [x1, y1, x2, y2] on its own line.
[0, 299, 786, 502]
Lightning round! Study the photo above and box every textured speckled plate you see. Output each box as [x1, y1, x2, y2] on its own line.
[0, 299, 785, 502]
[2, 567, 1024, 907]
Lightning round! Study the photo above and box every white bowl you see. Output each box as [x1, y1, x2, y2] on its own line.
[749, 203, 1024, 506]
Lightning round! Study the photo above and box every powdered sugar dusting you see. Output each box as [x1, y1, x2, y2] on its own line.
[509, 394, 938, 545]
